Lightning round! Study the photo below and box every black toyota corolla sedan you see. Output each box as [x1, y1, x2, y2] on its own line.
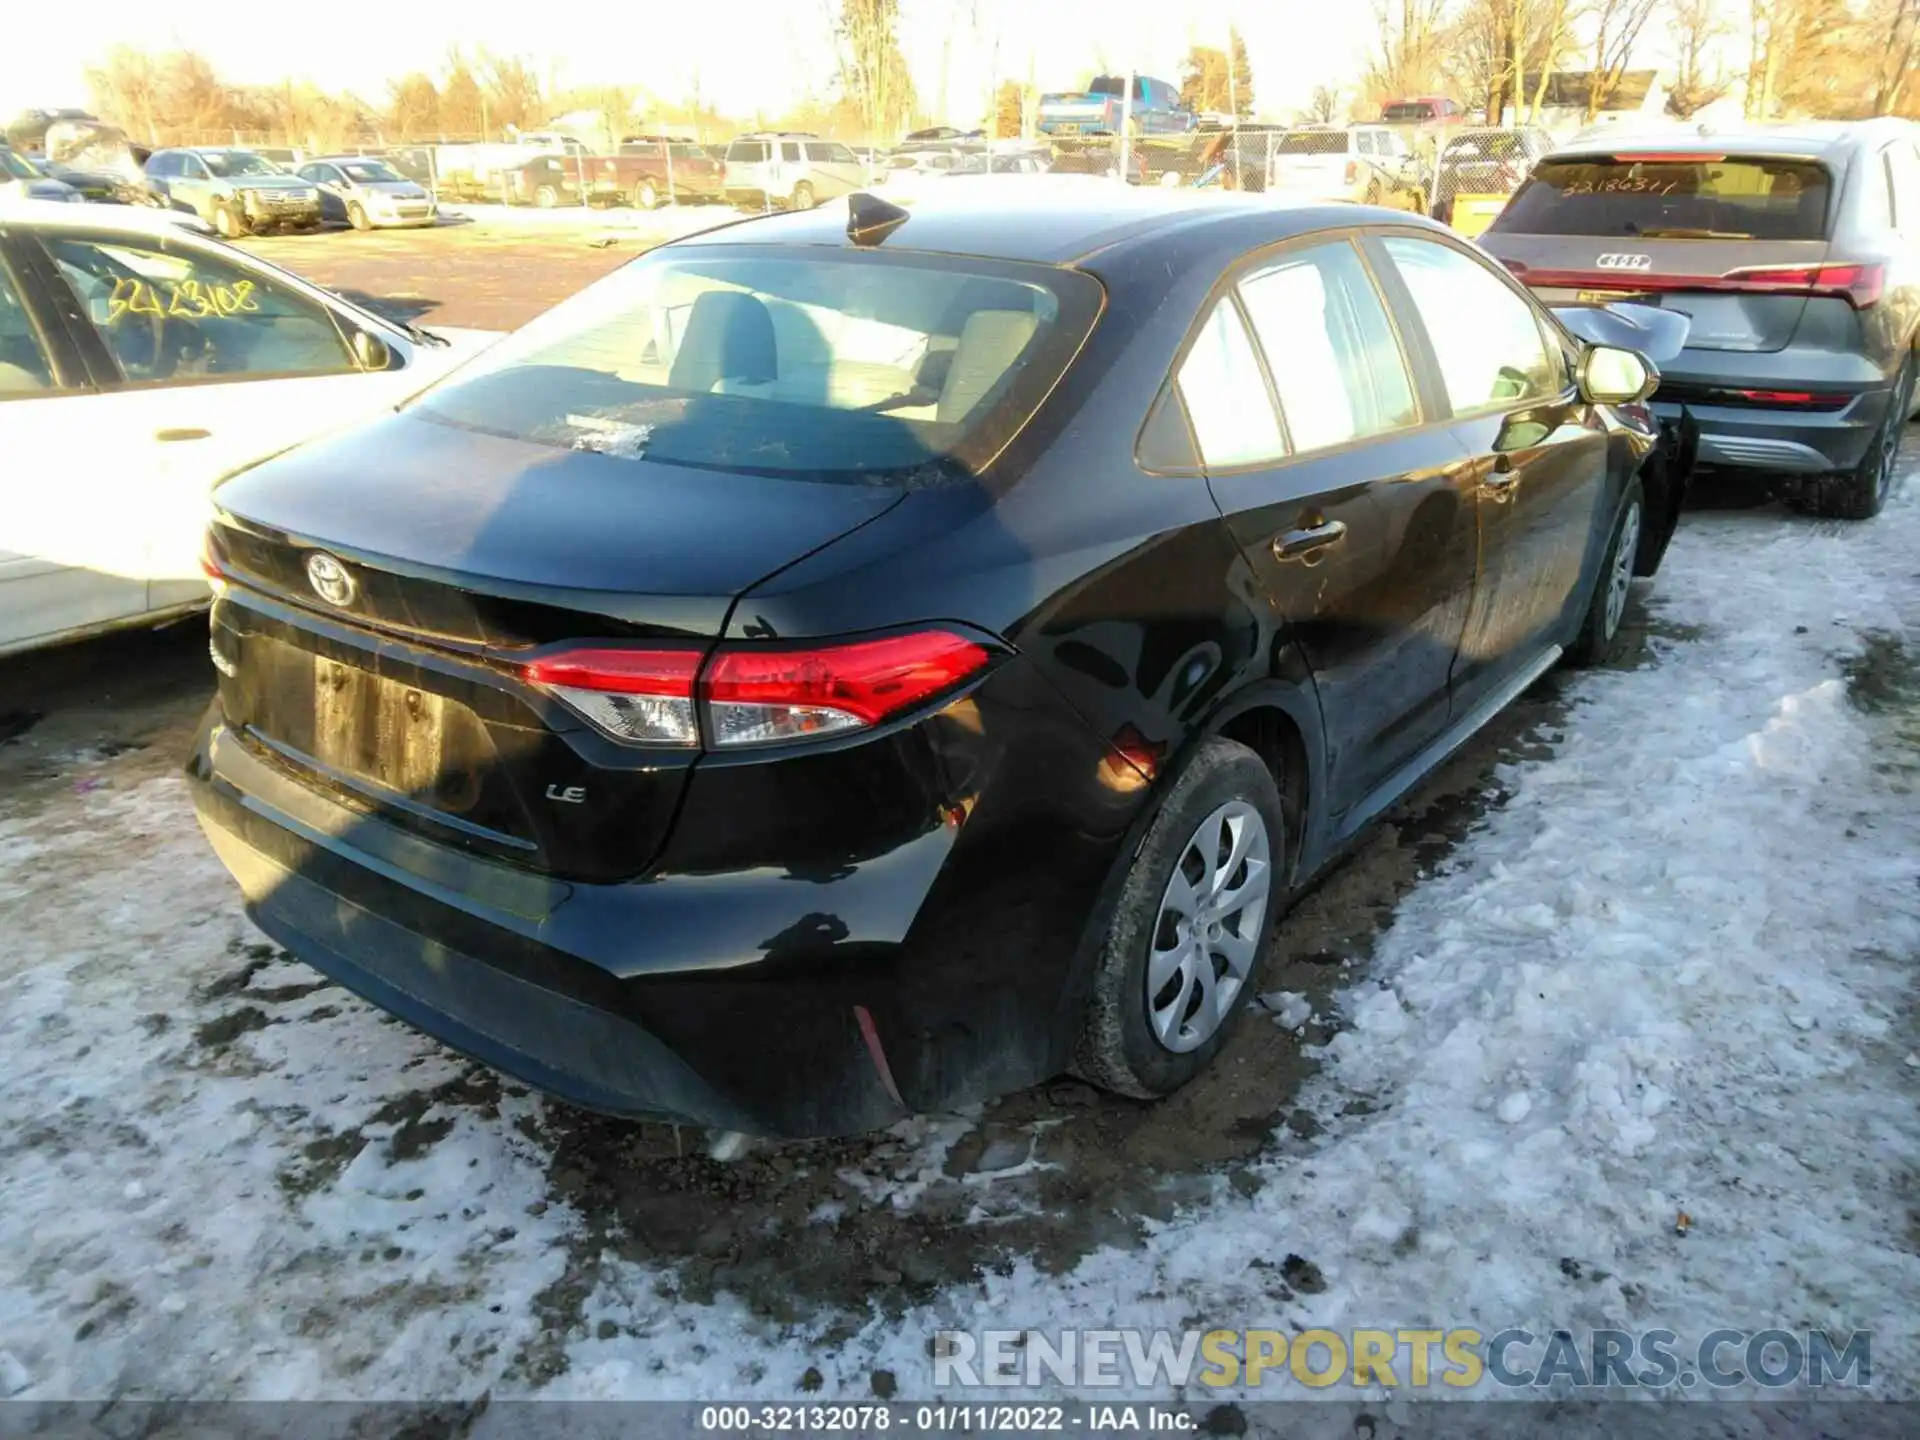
[190, 186, 1689, 1136]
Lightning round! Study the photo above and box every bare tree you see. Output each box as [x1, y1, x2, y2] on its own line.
[1666, 0, 1731, 117]
[833, 0, 917, 141]
[1586, 0, 1661, 121]
[1873, 0, 1920, 113]
[1366, 0, 1451, 105]
[1307, 84, 1342, 124]
[387, 73, 441, 141]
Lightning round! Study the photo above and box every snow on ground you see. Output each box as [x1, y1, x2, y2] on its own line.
[553, 481, 1920, 1402]
[2, 471, 1919, 1407]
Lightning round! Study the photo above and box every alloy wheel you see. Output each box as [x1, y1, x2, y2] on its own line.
[1147, 800, 1272, 1053]
[1604, 500, 1641, 641]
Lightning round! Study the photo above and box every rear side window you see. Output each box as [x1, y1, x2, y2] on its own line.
[1237, 242, 1416, 452]
[781, 142, 802, 163]
[1494, 156, 1833, 240]
[1176, 301, 1285, 468]
[727, 141, 769, 164]
[412, 248, 1101, 486]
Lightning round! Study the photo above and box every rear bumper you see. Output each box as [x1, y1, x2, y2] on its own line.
[189, 710, 934, 1135]
[187, 655, 1138, 1135]
[1651, 387, 1893, 474]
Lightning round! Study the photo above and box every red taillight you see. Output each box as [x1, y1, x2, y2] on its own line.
[1721, 262, 1884, 308]
[704, 631, 990, 747]
[1344, 159, 1358, 185]
[1503, 261, 1884, 309]
[522, 648, 703, 746]
[1500, 258, 1530, 277]
[200, 532, 227, 592]
[1607, 152, 1724, 164]
[1733, 389, 1852, 411]
[521, 631, 991, 749]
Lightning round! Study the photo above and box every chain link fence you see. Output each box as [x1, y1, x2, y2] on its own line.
[1426, 127, 1551, 237]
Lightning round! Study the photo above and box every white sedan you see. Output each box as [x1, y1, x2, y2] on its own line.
[0, 201, 495, 656]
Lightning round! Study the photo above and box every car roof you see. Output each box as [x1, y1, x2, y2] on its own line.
[670, 183, 1437, 267]
[1543, 119, 1919, 163]
[0, 197, 216, 237]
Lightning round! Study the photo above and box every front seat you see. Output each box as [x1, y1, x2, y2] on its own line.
[668, 290, 778, 393]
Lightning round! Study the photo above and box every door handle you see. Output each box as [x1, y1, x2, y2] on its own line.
[1273, 518, 1348, 562]
[155, 428, 211, 443]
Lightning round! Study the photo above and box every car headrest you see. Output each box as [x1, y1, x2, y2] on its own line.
[669, 290, 778, 392]
[938, 309, 1038, 425]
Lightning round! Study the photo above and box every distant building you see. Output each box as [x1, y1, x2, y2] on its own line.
[1501, 69, 1668, 131]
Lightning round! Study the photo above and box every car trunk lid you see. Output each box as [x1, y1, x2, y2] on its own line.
[207, 411, 903, 881]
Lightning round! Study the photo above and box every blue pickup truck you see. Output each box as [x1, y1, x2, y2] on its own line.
[1037, 75, 1195, 137]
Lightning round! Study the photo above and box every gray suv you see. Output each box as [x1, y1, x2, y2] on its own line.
[144, 148, 322, 237]
[1481, 121, 1920, 519]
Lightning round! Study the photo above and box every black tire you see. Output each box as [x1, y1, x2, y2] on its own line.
[347, 200, 371, 231]
[1791, 351, 1914, 521]
[211, 200, 247, 239]
[1072, 736, 1285, 1099]
[1566, 478, 1645, 668]
[791, 180, 816, 210]
[534, 184, 560, 209]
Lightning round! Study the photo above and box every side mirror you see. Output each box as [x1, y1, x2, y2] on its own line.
[352, 331, 393, 371]
[1577, 344, 1656, 406]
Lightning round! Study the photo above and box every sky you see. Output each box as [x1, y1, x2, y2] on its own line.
[2, 0, 1381, 129]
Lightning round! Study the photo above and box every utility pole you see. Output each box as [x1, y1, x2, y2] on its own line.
[1118, 69, 1134, 184]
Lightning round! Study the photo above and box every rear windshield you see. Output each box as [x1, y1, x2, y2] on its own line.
[1493, 156, 1832, 240]
[1275, 131, 1351, 156]
[726, 141, 769, 163]
[413, 248, 1102, 485]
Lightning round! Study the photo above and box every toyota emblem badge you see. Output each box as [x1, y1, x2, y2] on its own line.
[305, 551, 356, 607]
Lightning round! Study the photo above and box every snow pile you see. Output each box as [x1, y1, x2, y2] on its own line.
[0, 784, 574, 1399]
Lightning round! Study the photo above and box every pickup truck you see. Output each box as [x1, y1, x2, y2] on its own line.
[501, 141, 724, 208]
[614, 136, 723, 205]
[1038, 75, 1194, 137]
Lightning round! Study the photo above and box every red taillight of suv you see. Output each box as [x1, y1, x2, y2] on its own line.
[1499, 259, 1885, 309]
[522, 631, 993, 749]
[1344, 159, 1358, 186]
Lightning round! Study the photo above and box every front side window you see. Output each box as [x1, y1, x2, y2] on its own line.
[1381, 236, 1561, 414]
[727, 141, 769, 164]
[804, 142, 832, 162]
[45, 237, 356, 386]
[1176, 300, 1285, 468]
[182, 155, 210, 180]
[1238, 241, 1417, 453]
[412, 248, 1101, 485]
[781, 142, 802, 163]
[0, 260, 56, 396]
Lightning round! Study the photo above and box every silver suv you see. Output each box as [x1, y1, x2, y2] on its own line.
[1482, 120, 1920, 519]
[723, 134, 867, 211]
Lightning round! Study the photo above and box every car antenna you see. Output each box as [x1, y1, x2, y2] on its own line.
[846, 192, 910, 247]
